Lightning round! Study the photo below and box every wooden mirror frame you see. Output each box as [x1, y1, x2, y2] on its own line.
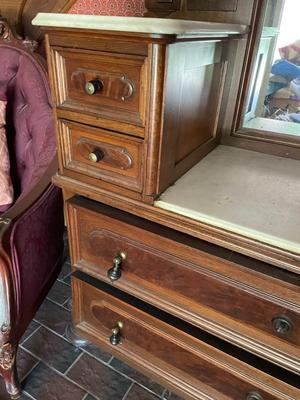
[230, 0, 300, 156]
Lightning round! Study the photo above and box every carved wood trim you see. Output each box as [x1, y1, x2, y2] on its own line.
[0, 342, 15, 371]
[0, 15, 37, 51]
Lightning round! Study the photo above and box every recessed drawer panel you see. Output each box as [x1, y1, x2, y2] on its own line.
[51, 48, 148, 128]
[72, 273, 300, 400]
[67, 197, 300, 373]
[58, 120, 144, 192]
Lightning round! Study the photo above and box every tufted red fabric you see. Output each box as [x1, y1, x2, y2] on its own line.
[69, 0, 146, 16]
[0, 45, 56, 202]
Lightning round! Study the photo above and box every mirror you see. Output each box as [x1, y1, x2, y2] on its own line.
[242, 0, 300, 138]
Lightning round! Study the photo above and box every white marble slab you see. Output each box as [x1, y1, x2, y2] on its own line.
[32, 13, 247, 39]
[155, 145, 300, 255]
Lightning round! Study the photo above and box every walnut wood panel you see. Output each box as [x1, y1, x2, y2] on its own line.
[67, 197, 300, 373]
[22, 0, 77, 40]
[57, 120, 144, 193]
[72, 276, 300, 400]
[187, 0, 238, 11]
[158, 40, 227, 192]
[146, 0, 256, 25]
[145, 0, 181, 16]
[50, 47, 149, 129]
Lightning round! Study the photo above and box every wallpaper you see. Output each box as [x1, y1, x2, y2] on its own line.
[69, 0, 146, 16]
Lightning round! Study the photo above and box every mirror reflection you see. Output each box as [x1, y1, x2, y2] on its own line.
[243, 0, 300, 137]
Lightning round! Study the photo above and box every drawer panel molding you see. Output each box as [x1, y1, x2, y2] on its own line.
[72, 273, 300, 400]
[67, 197, 300, 373]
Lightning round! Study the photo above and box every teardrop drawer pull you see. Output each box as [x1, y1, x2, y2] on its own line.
[109, 321, 123, 346]
[88, 149, 104, 163]
[247, 392, 263, 400]
[272, 316, 293, 336]
[85, 79, 104, 95]
[107, 252, 127, 281]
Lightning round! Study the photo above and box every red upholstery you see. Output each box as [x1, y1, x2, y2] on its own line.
[0, 46, 56, 201]
[0, 37, 64, 399]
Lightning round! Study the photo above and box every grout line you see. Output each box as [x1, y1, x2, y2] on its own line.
[17, 348, 100, 399]
[20, 324, 41, 345]
[19, 357, 40, 383]
[121, 382, 134, 400]
[81, 394, 89, 400]
[22, 389, 38, 399]
[45, 296, 72, 311]
[107, 355, 114, 364]
[64, 352, 84, 375]
[62, 296, 72, 309]
[31, 320, 67, 338]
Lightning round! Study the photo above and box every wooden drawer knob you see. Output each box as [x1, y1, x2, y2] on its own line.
[272, 316, 293, 336]
[110, 321, 123, 346]
[107, 252, 127, 281]
[88, 149, 104, 163]
[85, 79, 104, 95]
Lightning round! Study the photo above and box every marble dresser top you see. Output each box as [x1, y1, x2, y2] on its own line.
[32, 13, 248, 39]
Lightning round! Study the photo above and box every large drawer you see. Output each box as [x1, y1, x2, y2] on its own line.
[50, 47, 149, 130]
[58, 120, 144, 192]
[72, 272, 300, 400]
[67, 196, 300, 373]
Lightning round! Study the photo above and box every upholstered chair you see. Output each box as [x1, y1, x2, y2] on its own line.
[0, 17, 64, 399]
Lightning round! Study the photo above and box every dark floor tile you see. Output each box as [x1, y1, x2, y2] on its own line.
[20, 321, 40, 344]
[82, 343, 112, 363]
[22, 326, 81, 373]
[110, 358, 164, 396]
[84, 396, 98, 400]
[64, 297, 72, 311]
[63, 274, 71, 285]
[58, 262, 71, 281]
[67, 353, 131, 399]
[34, 299, 71, 336]
[47, 280, 71, 305]
[0, 349, 38, 400]
[125, 384, 159, 400]
[17, 348, 40, 381]
[23, 362, 85, 400]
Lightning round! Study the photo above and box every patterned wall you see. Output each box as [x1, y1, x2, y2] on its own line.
[69, 0, 146, 16]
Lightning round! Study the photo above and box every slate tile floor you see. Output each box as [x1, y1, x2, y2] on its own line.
[0, 249, 183, 400]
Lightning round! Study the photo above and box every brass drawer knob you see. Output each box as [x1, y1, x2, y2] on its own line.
[85, 79, 104, 95]
[247, 392, 263, 400]
[107, 252, 127, 281]
[272, 316, 293, 336]
[110, 321, 123, 346]
[88, 149, 104, 163]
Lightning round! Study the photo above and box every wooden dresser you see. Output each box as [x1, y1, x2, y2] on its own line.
[34, 13, 300, 400]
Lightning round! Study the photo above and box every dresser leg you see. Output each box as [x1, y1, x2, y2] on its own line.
[65, 323, 90, 347]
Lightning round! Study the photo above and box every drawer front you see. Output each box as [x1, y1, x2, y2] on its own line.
[51, 48, 148, 128]
[73, 273, 300, 400]
[58, 120, 144, 192]
[67, 197, 300, 372]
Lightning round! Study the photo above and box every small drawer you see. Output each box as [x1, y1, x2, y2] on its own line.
[67, 197, 300, 373]
[58, 120, 144, 192]
[72, 273, 300, 400]
[51, 47, 148, 129]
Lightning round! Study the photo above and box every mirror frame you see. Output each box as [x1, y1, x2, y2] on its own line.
[231, 0, 300, 151]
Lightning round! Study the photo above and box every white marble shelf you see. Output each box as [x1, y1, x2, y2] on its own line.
[155, 145, 300, 255]
[32, 13, 248, 39]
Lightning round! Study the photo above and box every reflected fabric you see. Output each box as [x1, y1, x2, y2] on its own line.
[0, 99, 13, 211]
